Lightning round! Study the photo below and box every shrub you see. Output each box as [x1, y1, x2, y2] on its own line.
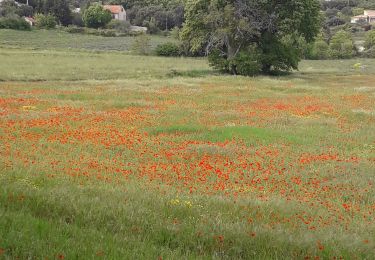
[363, 47, 375, 58]
[326, 17, 346, 27]
[106, 20, 131, 33]
[325, 8, 339, 18]
[364, 30, 375, 50]
[83, 4, 112, 29]
[329, 30, 355, 59]
[208, 48, 261, 76]
[312, 40, 330, 59]
[170, 26, 180, 40]
[341, 7, 353, 16]
[208, 49, 229, 72]
[71, 12, 84, 27]
[131, 34, 151, 55]
[352, 8, 365, 16]
[307, 35, 330, 60]
[155, 42, 181, 57]
[0, 17, 31, 30]
[142, 17, 159, 34]
[35, 13, 57, 29]
[64, 25, 85, 34]
[0, 0, 32, 17]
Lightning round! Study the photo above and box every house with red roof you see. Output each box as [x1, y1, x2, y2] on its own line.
[103, 5, 126, 21]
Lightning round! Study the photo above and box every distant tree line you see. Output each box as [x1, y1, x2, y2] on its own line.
[320, 0, 375, 28]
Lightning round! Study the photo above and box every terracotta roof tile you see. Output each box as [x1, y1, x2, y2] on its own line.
[103, 5, 124, 14]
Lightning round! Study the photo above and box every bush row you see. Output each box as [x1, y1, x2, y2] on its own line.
[306, 30, 375, 59]
[0, 17, 30, 30]
[64, 25, 145, 37]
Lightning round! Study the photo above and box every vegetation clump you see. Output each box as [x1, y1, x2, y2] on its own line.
[131, 33, 151, 55]
[307, 35, 330, 60]
[364, 30, 375, 57]
[155, 42, 181, 56]
[35, 13, 57, 29]
[181, 0, 321, 76]
[83, 4, 112, 29]
[329, 30, 355, 59]
[0, 16, 30, 30]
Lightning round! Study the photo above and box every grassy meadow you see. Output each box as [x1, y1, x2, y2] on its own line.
[0, 29, 175, 52]
[0, 30, 375, 259]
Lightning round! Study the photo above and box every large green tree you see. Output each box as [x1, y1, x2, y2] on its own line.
[44, 0, 72, 26]
[181, 0, 321, 75]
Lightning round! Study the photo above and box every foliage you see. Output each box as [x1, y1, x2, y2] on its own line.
[170, 26, 180, 39]
[326, 16, 346, 27]
[83, 4, 112, 29]
[181, 0, 321, 75]
[362, 47, 375, 58]
[0, 16, 31, 30]
[64, 25, 117, 37]
[364, 30, 375, 49]
[0, 0, 33, 17]
[141, 17, 159, 34]
[127, 3, 184, 32]
[35, 13, 57, 29]
[131, 33, 151, 55]
[89, 28, 117, 37]
[352, 7, 364, 16]
[320, 0, 375, 31]
[259, 34, 303, 74]
[321, 0, 357, 11]
[308, 36, 330, 60]
[208, 48, 261, 76]
[155, 42, 181, 56]
[44, 0, 72, 26]
[329, 30, 355, 59]
[64, 25, 85, 33]
[71, 12, 84, 27]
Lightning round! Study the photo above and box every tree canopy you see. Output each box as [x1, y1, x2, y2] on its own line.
[83, 4, 112, 28]
[181, 0, 322, 75]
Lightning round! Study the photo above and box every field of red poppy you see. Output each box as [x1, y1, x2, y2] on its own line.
[0, 47, 375, 259]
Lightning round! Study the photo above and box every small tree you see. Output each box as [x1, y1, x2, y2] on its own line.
[364, 30, 375, 58]
[155, 42, 181, 56]
[308, 34, 330, 59]
[329, 30, 355, 59]
[364, 30, 375, 50]
[35, 13, 57, 29]
[131, 34, 151, 55]
[83, 4, 112, 29]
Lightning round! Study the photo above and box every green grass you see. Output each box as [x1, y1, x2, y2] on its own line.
[0, 29, 175, 52]
[0, 48, 210, 81]
[0, 29, 375, 259]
